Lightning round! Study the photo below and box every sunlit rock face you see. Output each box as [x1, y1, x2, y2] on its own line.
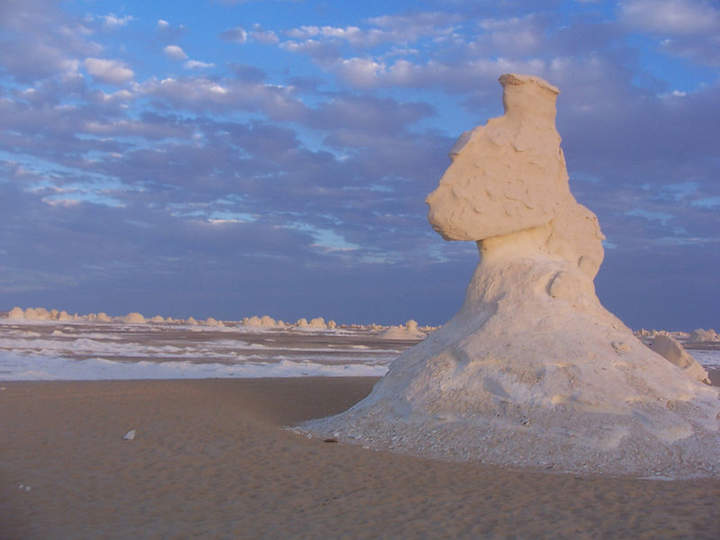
[426, 74, 604, 279]
[305, 74, 720, 478]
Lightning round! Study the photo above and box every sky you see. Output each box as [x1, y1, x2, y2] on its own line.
[0, 0, 718, 330]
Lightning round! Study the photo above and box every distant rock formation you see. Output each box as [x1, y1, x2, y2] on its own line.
[123, 312, 146, 324]
[378, 320, 427, 340]
[204, 317, 224, 327]
[689, 328, 720, 343]
[304, 74, 720, 478]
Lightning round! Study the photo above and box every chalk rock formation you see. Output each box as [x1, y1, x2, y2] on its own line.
[7, 307, 25, 320]
[689, 328, 720, 343]
[123, 312, 146, 324]
[650, 334, 710, 384]
[304, 74, 720, 478]
[204, 317, 224, 327]
[308, 317, 327, 329]
[379, 320, 427, 340]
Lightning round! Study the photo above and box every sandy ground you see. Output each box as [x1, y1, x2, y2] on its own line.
[1, 377, 719, 539]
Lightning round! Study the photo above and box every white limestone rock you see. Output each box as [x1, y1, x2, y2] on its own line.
[7, 307, 25, 320]
[308, 317, 327, 329]
[378, 320, 427, 340]
[123, 312, 146, 324]
[204, 317, 224, 327]
[303, 73, 720, 478]
[651, 334, 711, 384]
[689, 328, 720, 343]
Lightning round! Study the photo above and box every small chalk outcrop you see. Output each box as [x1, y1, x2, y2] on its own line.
[689, 328, 720, 343]
[7, 307, 24, 320]
[650, 334, 710, 384]
[204, 317, 224, 327]
[290, 317, 329, 330]
[308, 317, 327, 329]
[305, 74, 720, 478]
[243, 315, 279, 328]
[379, 320, 427, 340]
[123, 312, 146, 324]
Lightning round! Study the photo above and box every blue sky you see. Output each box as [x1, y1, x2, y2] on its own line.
[1, 0, 719, 329]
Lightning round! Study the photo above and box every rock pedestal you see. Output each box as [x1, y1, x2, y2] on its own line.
[304, 74, 719, 478]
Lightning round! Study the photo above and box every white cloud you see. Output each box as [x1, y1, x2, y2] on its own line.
[157, 19, 170, 29]
[620, 0, 720, 34]
[282, 12, 460, 50]
[185, 60, 215, 70]
[101, 14, 134, 29]
[335, 58, 386, 87]
[140, 76, 306, 121]
[84, 58, 134, 84]
[250, 29, 279, 44]
[164, 45, 188, 60]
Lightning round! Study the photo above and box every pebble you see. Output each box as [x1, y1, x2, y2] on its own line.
[122, 429, 136, 440]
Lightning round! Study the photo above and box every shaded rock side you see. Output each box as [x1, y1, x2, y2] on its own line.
[304, 74, 720, 478]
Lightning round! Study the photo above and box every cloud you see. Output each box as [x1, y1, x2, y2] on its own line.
[100, 13, 134, 29]
[250, 28, 279, 44]
[282, 12, 461, 51]
[141, 76, 307, 120]
[619, 0, 720, 64]
[184, 60, 215, 70]
[155, 18, 186, 41]
[620, 0, 720, 34]
[220, 26, 248, 43]
[0, 0, 101, 83]
[83, 58, 134, 84]
[1, 0, 718, 328]
[163, 45, 188, 60]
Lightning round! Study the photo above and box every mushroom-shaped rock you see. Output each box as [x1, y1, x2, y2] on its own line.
[303, 74, 720, 478]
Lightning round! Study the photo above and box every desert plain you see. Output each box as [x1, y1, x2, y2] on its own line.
[1, 374, 719, 539]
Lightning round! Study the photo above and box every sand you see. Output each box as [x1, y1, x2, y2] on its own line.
[1, 378, 719, 539]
